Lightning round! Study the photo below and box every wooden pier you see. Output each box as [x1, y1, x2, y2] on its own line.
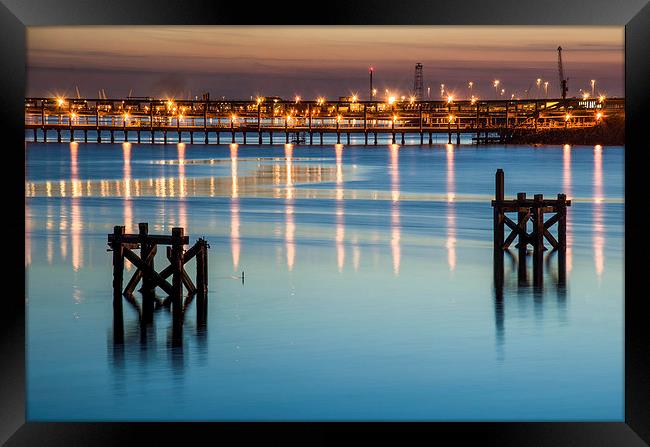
[108, 223, 209, 343]
[491, 169, 570, 288]
[25, 96, 623, 145]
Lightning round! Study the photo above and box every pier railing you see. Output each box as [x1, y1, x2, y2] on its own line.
[24, 96, 624, 145]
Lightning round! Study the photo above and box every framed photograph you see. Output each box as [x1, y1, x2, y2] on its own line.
[3, 0, 649, 444]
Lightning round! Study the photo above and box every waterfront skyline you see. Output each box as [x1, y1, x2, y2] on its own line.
[27, 26, 624, 100]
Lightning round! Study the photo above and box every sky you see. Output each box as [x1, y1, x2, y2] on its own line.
[26, 26, 624, 100]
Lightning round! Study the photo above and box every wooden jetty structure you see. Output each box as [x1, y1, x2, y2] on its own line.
[25, 95, 623, 146]
[491, 169, 571, 288]
[108, 223, 209, 336]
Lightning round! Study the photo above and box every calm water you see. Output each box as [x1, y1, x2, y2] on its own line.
[25, 141, 624, 421]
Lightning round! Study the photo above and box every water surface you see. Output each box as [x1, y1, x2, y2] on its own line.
[25, 142, 624, 421]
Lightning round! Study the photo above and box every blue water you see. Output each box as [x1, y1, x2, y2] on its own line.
[25, 142, 624, 421]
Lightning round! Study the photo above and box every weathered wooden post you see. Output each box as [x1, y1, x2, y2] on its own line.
[112, 226, 126, 306]
[557, 193, 567, 286]
[517, 192, 528, 283]
[493, 169, 505, 284]
[196, 238, 208, 326]
[171, 227, 185, 319]
[139, 223, 155, 324]
[532, 194, 545, 287]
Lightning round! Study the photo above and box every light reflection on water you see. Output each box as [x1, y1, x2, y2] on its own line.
[594, 145, 605, 280]
[25, 142, 624, 421]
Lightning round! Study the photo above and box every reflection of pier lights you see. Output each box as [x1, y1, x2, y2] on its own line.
[389, 144, 401, 275]
[70, 142, 83, 271]
[446, 144, 456, 271]
[335, 144, 345, 272]
[122, 144, 133, 265]
[177, 143, 187, 233]
[593, 145, 604, 279]
[285, 144, 295, 270]
[230, 144, 240, 270]
[562, 145, 573, 272]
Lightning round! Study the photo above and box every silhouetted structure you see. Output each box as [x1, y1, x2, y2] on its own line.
[24, 96, 622, 146]
[414, 63, 424, 100]
[108, 223, 209, 344]
[491, 169, 570, 289]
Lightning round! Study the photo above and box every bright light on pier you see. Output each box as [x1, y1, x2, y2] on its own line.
[387, 96, 396, 105]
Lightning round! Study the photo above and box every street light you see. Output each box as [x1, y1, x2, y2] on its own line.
[493, 80, 500, 99]
[591, 80, 596, 97]
[544, 81, 549, 99]
[468, 81, 474, 99]
[536, 78, 542, 97]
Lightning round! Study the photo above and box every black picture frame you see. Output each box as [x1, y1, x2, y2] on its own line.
[3, 0, 649, 444]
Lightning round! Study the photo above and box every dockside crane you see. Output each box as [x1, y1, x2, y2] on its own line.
[557, 46, 568, 100]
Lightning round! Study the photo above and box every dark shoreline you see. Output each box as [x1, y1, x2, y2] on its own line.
[504, 116, 624, 146]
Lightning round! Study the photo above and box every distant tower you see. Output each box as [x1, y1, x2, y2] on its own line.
[414, 63, 424, 100]
[557, 46, 568, 100]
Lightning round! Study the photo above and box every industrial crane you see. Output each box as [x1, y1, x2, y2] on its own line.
[557, 46, 568, 100]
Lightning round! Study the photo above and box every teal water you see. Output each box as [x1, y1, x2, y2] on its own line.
[25, 142, 624, 421]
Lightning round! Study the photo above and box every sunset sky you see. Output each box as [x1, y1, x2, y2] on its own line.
[27, 26, 624, 100]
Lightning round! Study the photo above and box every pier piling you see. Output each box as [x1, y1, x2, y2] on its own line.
[108, 223, 209, 327]
[491, 170, 570, 289]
